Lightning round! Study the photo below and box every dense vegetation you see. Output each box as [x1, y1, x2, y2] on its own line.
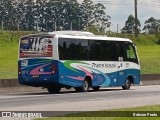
[1, 0, 159, 34]
[0, 31, 160, 79]
[0, 0, 110, 32]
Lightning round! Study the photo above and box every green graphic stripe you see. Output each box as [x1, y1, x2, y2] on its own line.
[64, 60, 89, 72]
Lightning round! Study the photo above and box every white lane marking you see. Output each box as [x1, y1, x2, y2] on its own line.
[0, 94, 52, 99]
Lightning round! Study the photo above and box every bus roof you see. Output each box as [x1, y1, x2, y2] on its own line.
[56, 34, 132, 42]
[48, 31, 94, 36]
[21, 31, 132, 43]
[49, 31, 132, 43]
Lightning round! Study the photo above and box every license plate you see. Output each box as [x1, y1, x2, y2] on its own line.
[21, 60, 28, 66]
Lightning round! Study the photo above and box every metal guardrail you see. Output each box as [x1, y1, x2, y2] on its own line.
[141, 74, 160, 85]
[141, 74, 160, 80]
[0, 79, 19, 87]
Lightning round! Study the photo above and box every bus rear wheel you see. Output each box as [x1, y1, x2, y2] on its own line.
[74, 87, 83, 92]
[75, 80, 89, 92]
[82, 80, 89, 92]
[47, 86, 61, 94]
[122, 79, 131, 90]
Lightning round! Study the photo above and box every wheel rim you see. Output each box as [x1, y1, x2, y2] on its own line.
[83, 81, 89, 91]
[126, 80, 131, 89]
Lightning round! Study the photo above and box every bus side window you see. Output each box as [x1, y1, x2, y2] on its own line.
[76, 39, 89, 60]
[116, 42, 127, 61]
[110, 42, 118, 61]
[127, 45, 136, 59]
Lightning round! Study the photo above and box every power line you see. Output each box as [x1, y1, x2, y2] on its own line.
[139, 0, 160, 3]
[138, 4, 160, 8]
[90, 0, 160, 8]
[138, 0, 160, 8]
[91, 0, 133, 5]
[96, 3, 133, 5]
[92, 0, 133, 2]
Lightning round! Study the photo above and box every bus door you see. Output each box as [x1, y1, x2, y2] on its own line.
[117, 57, 126, 86]
[117, 42, 127, 86]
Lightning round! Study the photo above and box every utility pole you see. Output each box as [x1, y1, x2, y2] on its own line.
[117, 24, 119, 34]
[135, 0, 138, 37]
[1, 19, 3, 33]
[1, 0, 3, 33]
[54, 19, 57, 31]
[86, 16, 89, 31]
[36, 19, 39, 31]
[79, 17, 80, 31]
[45, 20, 47, 31]
[17, 19, 20, 32]
[70, 21, 72, 30]
[155, 22, 160, 33]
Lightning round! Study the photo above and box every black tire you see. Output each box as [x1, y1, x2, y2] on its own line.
[82, 80, 89, 92]
[122, 79, 131, 90]
[74, 87, 83, 92]
[65, 86, 71, 89]
[75, 80, 89, 92]
[47, 86, 61, 94]
[92, 86, 100, 91]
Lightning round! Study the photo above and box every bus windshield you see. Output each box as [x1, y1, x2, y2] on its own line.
[19, 36, 53, 58]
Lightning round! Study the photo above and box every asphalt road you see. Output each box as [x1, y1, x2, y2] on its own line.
[0, 85, 160, 113]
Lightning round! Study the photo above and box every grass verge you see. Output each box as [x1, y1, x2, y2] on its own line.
[34, 105, 160, 120]
[0, 32, 160, 79]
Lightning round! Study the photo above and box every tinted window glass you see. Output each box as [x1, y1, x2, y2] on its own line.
[58, 38, 137, 62]
[58, 38, 77, 60]
[126, 43, 138, 64]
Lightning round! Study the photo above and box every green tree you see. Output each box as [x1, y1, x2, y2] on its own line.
[24, 0, 36, 31]
[62, 0, 81, 30]
[143, 17, 160, 34]
[15, 0, 26, 31]
[34, 0, 48, 31]
[80, 0, 94, 30]
[0, 0, 6, 32]
[92, 3, 111, 32]
[122, 15, 141, 34]
[80, 0, 111, 32]
[45, 0, 67, 31]
[0, 0, 111, 32]
[0, 0, 14, 31]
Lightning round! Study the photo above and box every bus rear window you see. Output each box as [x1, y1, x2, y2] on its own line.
[19, 37, 53, 58]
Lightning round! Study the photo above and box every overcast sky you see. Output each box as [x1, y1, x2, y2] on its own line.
[78, 0, 160, 32]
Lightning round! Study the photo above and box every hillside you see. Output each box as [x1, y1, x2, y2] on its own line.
[0, 32, 160, 79]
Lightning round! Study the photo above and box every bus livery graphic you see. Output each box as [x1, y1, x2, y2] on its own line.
[18, 31, 140, 93]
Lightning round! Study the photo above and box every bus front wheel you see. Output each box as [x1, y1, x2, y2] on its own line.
[122, 79, 131, 90]
[47, 86, 61, 94]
